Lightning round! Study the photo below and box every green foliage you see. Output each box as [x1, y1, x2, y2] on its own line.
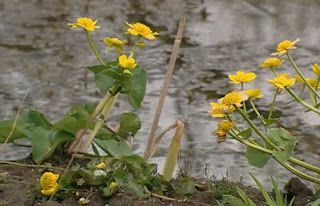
[175, 177, 195, 195]
[217, 174, 295, 206]
[238, 128, 252, 140]
[94, 139, 133, 158]
[87, 64, 147, 109]
[117, 113, 141, 137]
[268, 128, 296, 162]
[246, 141, 270, 168]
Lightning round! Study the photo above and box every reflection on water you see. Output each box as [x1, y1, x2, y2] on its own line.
[0, 0, 320, 189]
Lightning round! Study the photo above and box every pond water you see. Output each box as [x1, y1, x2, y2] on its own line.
[1, 0, 320, 189]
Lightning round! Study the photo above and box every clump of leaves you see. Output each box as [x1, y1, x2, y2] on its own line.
[210, 178, 238, 200]
[216, 174, 295, 206]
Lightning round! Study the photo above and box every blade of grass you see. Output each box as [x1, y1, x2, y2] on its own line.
[250, 173, 275, 206]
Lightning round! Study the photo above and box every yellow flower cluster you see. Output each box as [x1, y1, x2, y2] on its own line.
[214, 120, 235, 143]
[40, 172, 59, 196]
[228, 71, 257, 84]
[126, 22, 159, 40]
[104, 37, 127, 53]
[96, 162, 106, 169]
[68, 17, 100, 31]
[271, 38, 300, 56]
[267, 74, 295, 89]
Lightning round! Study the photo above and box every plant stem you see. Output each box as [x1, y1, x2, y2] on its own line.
[129, 35, 141, 58]
[287, 52, 320, 99]
[80, 92, 120, 152]
[268, 88, 279, 119]
[270, 67, 278, 76]
[0, 160, 65, 171]
[235, 105, 279, 150]
[249, 99, 268, 132]
[315, 77, 320, 104]
[274, 157, 320, 184]
[308, 88, 317, 106]
[286, 88, 320, 115]
[85, 30, 105, 65]
[229, 132, 320, 182]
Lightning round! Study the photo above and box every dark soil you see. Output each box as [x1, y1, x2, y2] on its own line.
[0, 163, 316, 206]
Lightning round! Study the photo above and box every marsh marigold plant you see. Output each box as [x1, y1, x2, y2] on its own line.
[126, 22, 159, 40]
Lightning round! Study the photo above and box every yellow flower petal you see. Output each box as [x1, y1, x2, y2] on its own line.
[271, 38, 300, 56]
[259, 58, 285, 68]
[119, 55, 137, 70]
[68, 17, 100, 31]
[312, 63, 320, 78]
[267, 74, 295, 89]
[244, 89, 263, 98]
[228, 71, 257, 84]
[40, 172, 59, 196]
[126, 22, 158, 40]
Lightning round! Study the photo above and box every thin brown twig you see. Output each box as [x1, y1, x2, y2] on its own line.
[0, 89, 29, 155]
[151, 192, 176, 201]
[143, 16, 186, 161]
[0, 160, 66, 171]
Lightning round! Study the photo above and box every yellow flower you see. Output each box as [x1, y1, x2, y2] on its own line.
[126, 22, 159, 40]
[228, 71, 257, 84]
[295, 75, 320, 88]
[214, 120, 235, 143]
[103, 37, 127, 53]
[119, 55, 137, 70]
[96, 162, 106, 169]
[312, 63, 320, 78]
[267, 74, 295, 89]
[40, 172, 59, 196]
[109, 182, 119, 189]
[271, 38, 300, 56]
[244, 89, 263, 98]
[218, 91, 249, 107]
[259, 58, 285, 68]
[209, 102, 234, 118]
[67, 17, 100, 31]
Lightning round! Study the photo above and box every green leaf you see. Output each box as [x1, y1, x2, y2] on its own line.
[0, 120, 30, 142]
[86, 62, 117, 75]
[258, 116, 280, 126]
[20, 110, 53, 130]
[268, 128, 296, 162]
[31, 127, 51, 164]
[238, 128, 252, 140]
[118, 113, 141, 136]
[175, 177, 195, 195]
[123, 181, 149, 198]
[94, 139, 132, 158]
[119, 72, 132, 94]
[250, 174, 276, 206]
[54, 116, 87, 134]
[235, 186, 257, 206]
[94, 72, 115, 93]
[128, 67, 147, 109]
[51, 130, 75, 150]
[246, 143, 271, 168]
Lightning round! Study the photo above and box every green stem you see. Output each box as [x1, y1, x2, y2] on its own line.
[287, 52, 320, 99]
[270, 67, 278, 76]
[308, 88, 317, 106]
[235, 105, 279, 150]
[249, 99, 268, 132]
[129, 35, 142, 58]
[80, 92, 120, 152]
[229, 132, 320, 182]
[85, 30, 105, 65]
[274, 157, 320, 184]
[286, 88, 320, 115]
[268, 88, 279, 119]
